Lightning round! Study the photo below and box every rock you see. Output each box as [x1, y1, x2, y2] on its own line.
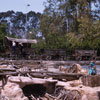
[1, 82, 28, 100]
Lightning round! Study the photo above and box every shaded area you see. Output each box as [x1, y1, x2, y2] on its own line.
[54, 86, 81, 100]
[98, 91, 100, 100]
[22, 84, 46, 100]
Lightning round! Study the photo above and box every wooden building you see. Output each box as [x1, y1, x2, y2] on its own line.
[4, 36, 37, 59]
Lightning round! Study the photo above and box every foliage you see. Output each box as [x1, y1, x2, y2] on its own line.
[45, 34, 67, 49]
[0, 23, 8, 52]
[0, 11, 41, 38]
[0, 0, 100, 55]
[27, 29, 37, 39]
[39, 0, 100, 53]
[78, 16, 100, 49]
[66, 16, 100, 50]
[31, 40, 46, 55]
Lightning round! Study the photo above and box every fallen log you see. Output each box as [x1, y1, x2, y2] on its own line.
[45, 93, 59, 100]
[30, 71, 84, 81]
[0, 72, 18, 75]
[0, 70, 84, 81]
[0, 68, 16, 71]
[0, 66, 84, 81]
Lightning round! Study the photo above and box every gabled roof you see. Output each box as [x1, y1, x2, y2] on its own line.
[5, 36, 37, 44]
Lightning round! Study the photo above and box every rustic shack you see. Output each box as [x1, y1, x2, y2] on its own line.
[4, 36, 37, 59]
[39, 49, 67, 60]
[74, 50, 97, 60]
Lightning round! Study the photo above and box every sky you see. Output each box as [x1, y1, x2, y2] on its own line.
[0, 0, 47, 13]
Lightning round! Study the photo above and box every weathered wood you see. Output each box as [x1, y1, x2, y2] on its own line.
[81, 75, 100, 87]
[45, 93, 57, 100]
[30, 71, 84, 81]
[0, 66, 84, 81]
[8, 76, 57, 88]
[0, 68, 16, 71]
[0, 69, 84, 81]
[74, 50, 97, 60]
[0, 72, 18, 75]
[45, 93, 58, 100]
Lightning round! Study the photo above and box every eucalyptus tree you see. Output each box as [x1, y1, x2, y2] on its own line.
[40, 0, 100, 50]
[40, 0, 68, 49]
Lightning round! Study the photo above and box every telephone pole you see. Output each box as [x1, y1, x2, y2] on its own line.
[25, 4, 30, 38]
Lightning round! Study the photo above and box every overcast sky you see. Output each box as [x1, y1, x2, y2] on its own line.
[0, 0, 46, 13]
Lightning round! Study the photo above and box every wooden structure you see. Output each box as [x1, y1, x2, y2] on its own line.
[74, 50, 97, 60]
[3, 36, 99, 61]
[81, 75, 100, 87]
[4, 36, 37, 59]
[0, 68, 84, 81]
[40, 49, 66, 60]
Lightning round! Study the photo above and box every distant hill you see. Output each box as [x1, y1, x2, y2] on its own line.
[0, 11, 41, 38]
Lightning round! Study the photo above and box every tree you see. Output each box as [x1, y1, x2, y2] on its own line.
[0, 23, 8, 52]
[66, 15, 100, 50]
[40, 0, 100, 52]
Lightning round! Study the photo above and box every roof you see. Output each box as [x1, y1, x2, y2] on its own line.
[5, 36, 37, 44]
